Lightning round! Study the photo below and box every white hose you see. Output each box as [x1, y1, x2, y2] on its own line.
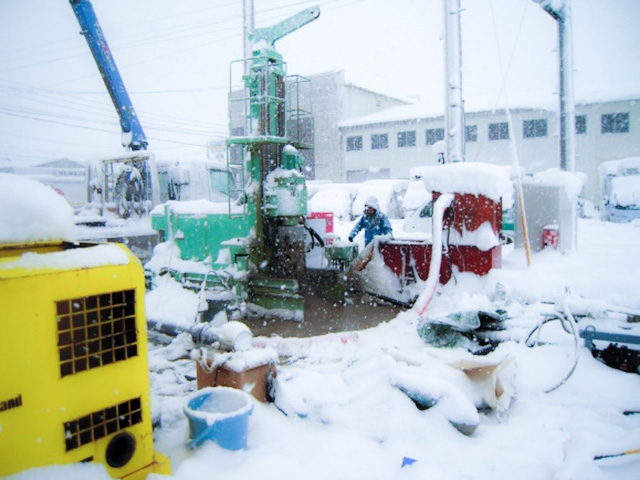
[413, 193, 454, 317]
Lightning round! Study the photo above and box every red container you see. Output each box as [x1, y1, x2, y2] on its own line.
[308, 212, 334, 245]
[448, 245, 502, 275]
[379, 240, 452, 285]
[542, 225, 559, 250]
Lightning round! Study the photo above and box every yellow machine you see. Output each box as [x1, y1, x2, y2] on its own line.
[0, 240, 170, 479]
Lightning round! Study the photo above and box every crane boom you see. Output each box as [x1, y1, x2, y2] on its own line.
[69, 0, 147, 151]
[249, 5, 320, 48]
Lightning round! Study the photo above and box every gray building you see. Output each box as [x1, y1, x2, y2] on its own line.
[306, 71, 410, 181]
[6, 158, 86, 206]
[337, 96, 640, 205]
[226, 70, 409, 182]
[228, 69, 638, 205]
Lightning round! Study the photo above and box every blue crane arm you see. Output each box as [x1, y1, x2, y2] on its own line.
[69, 0, 148, 151]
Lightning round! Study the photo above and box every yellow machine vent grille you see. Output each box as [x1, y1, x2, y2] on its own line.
[56, 290, 138, 378]
[64, 397, 142, 451]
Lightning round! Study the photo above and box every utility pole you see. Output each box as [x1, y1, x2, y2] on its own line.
[534, 0, 576, 173]
[443, 0, 465, 163]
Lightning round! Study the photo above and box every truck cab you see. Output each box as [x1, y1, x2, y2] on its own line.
[156, 160, 239, 203]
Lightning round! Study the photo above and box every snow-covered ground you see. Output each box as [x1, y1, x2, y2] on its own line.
[142, 216, 640, 480]
[4, 173, 640, 479]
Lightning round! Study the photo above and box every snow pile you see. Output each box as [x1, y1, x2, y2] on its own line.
[151, 198, 243, 216]
[6, 464, 112, 480]
[609, 176, 640, 208]
[192, 346, 278, 374]
[145, 241, 212, 275]
[447, 221, 501, 250]
[307, 188, 353, 221]
[412, 163, 512, 201]
[146, 274, 201, 326]
[0, 173, 75, 243]
[0, 243, 130, 271]
[401, 180, 430, 215]
[351, 179, 409, 219]
[527, 168, 587, 200]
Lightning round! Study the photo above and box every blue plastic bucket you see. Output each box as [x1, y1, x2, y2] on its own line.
[184, 386, 254, 450]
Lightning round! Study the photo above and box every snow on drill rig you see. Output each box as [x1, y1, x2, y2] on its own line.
[147, 6, 321, 322]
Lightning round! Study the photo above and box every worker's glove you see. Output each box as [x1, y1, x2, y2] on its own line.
[348, 236, 353, 242]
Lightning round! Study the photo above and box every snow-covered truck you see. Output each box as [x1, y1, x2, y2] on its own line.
[599, 157, 640, 223]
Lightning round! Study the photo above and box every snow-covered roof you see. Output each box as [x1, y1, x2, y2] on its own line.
[598, 157, 640, 177]
[36, 158, 85, 169]
[339, 93, 640, 129]
[339, 98, 553, 129]
[343, 81, 413, 105]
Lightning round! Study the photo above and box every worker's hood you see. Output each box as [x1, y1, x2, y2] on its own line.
[364, 196, 380, 212]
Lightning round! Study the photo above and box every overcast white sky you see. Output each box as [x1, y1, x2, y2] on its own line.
[0, 0, 638, 166]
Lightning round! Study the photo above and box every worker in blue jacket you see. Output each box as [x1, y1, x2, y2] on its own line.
[348, 196, 393, 246]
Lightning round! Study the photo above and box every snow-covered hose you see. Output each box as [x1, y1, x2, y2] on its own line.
[147, 318, 252, 352]
[413, 193, 455, 317]
[524, 296, 580, 393]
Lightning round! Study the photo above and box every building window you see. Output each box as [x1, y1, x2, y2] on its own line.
[575, 115, 587, 135]
[489, 122, 509, 140]
[371, 133, 388, 150]
[465, 125, 478, 142]
[346, 136, 363, 151]
[426, 128, 444, 146]
[398, 131, 416, 148]
[601, 112, 629, 134]
[523, 119, 547, 138]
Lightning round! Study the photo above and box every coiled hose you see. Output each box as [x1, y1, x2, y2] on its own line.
[524, 295, 580, 393]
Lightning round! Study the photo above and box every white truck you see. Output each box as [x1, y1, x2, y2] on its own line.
[599, 157, 640, 223]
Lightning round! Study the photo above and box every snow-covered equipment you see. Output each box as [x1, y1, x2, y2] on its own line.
[324, 241, 359, 270]
[581, 326, 640, 374]
[183, 387, 254, 450]
[389, 349, 516, 435]
[148, 7, 321, 322]
[147, 318, 253, 353]
[525, 291, 640, 385]
[0, 174, 170, 479]
[83, 152, 160, 221]
[599, 157, 640, 223]
[415, 307, 509, 356]
[194, 346, 278, 403]
[70, 2, 238, 230]
[70, 0, 159, 221]
[514, 169, 584, 254]
[366, 164, 510, 308]
[393, 371, 480, 435]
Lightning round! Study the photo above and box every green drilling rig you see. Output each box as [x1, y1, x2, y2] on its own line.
[148, 6, 320, 321]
